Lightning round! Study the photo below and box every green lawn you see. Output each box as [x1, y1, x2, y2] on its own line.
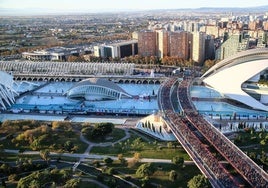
[103, 162, 200, 188]
[149, 164, 201, 188]
[0, 153, 41, 162]
[90, 133, 191, 160]
[87, 128, 126, 143]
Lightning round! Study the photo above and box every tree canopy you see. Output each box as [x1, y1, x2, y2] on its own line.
[83, 122, 114, 140]
[187, 174, 211, 188]
[136, 163, 156, 178]
[172, 156, 184, 168]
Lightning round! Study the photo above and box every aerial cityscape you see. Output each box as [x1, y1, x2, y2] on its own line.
[1, 1, 268, 188]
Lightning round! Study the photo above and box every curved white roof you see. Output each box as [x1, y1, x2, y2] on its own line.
[201, 48, 268, 111]
[67, 78, 132, 100]
[0, 71, 17, 110]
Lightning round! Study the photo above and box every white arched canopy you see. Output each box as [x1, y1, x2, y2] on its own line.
[202, 48, 268, 111]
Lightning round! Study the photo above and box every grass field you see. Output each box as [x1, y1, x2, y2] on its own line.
[90, 132, 191, 160]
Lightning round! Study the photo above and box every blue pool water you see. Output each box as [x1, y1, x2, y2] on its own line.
[10, 82, 160, 115]
[5, 82, 268, 120]
[190, 85, 222, 98]
[190, 85, 268, 118]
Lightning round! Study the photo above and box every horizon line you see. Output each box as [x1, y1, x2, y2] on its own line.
[1, 5, 268, 16]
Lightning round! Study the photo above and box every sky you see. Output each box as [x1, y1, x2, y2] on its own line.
[0, 0, 268, 12]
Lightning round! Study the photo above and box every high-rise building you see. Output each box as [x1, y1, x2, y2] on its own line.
[205, 36, 215, 60]
[156, 29, 169, 58]
[216, 33, 249, 60]
[138, 30, 157, 57]
[192, 32, 206, 64]
[132, 32, 139, 40]
[200, 25, 220, 38]
[256, 31, 268, 48]
[249, 21, 258, 30]
[136, 30, 193, 60]
[263, 21, 268, 31]
[169, 31, 192, 60]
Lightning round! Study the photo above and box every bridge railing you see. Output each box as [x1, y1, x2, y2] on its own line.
[158, 78, 238, 188]
[180, 79, 268, 187]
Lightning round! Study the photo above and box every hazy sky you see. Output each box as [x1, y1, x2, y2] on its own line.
[1, 0, 268, 11]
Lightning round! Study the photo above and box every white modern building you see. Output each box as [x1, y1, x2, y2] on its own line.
[0, 71, 18, 110]
[66, 78, 132, 101]
[201, 48, 268, 111]
[22, 47, 81, 61]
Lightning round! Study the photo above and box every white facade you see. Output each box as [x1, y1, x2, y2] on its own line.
[0, 61, 135, 76]
[0, 71, 18, 110]
[192, 31, 206, 64]
[66, 78, 132, 100]
[202, 48, 268, 111]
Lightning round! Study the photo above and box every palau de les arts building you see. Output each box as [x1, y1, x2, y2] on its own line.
[201, 48, 268, 112]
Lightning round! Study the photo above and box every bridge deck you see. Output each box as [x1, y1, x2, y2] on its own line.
[158, 77, 239, 188]
[178, 79, 268, 187]
[159, 77, 268, 187]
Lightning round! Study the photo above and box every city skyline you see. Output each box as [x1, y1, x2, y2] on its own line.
[1, 0, 268, 15]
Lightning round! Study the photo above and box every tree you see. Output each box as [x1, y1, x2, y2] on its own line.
[30, 138, 42, 150]
[8, 174, 19, 181]
[40, 149, 50, 164]
[167, 142, 173, 149]
[131, 137, 143, 150]
[118, 154, 127, 165]
[64, 178, 80, 188]
[87, 122, 114, 140]
[29, 179, 40, 188]
[106, 167, 115, 175]
[260, 139, 266, 146]
[128, 152, 141, 168]
[169, 170, 178, 182]
[136, 163, 156, 178]
[64, 141, 74, 152]
[133, 152, 141, 162]
[103, 157, 113, 165]
[0, 163, 11, 174]
[187, 174, 211, 188]
[59, 169, 72, 181]
[172, 156, 184, 168]
[141, 176, 150, 188]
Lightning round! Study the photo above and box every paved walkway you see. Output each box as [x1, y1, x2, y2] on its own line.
[3, 126, 194, 164]
[80, 178, 109, 188]
[79, 126, 130, 159]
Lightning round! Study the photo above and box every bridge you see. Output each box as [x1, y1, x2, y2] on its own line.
[158, 77, 268, 188]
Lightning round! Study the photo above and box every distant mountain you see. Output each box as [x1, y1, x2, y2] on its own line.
[0, 5, 268, 16]
[196, 5, 268, 12]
